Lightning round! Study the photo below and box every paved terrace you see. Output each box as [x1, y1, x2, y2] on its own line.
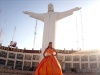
[0, 68, 99, 75]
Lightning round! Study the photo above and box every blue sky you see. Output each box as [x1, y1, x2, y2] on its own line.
[0, 0, 100, 50]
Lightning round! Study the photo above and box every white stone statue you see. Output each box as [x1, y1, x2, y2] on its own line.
[23, 3, 81, 61]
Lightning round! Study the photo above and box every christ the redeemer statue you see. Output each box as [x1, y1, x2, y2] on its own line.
[23, 3, 81, 61]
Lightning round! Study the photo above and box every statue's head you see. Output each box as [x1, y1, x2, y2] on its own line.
[48, 3, 54, 12]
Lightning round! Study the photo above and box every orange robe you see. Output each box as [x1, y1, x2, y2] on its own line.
[34, 48, 63, 75]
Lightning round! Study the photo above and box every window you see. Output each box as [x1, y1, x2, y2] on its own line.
[73, 56, 80, 61]
[65, 56, 72, 61]
[98, 55, 100, 61]
[89, 55, 97, 61]
[7, 60, 14, 68]
[98, 63, 100, 68]
[25, 55, 31, 60]
[65, 63, 71, 71]
[81, 63, 88, 69]
[90, 63, 97, 68]
[23, 61, 31, 71]
[17, 54, 23, 60]
[24, 61, 31, 67]
[0, 59, 6, 65]
[73, 63, 80, 69]
[15, 61, 22, 70]
[33, 55, 40, 60]
[32, 62, 39, 67]
[56, 55, 63, 61]
[81, 55, 88, 61]
[0, 51, 7, 58]
[9, 53, 15, 59]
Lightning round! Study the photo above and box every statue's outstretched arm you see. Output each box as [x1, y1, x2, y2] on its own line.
[57, 7, 81, 20]
[23, 11, 44, 21]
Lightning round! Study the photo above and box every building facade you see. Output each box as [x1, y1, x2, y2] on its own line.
[0, 45, 100, 73]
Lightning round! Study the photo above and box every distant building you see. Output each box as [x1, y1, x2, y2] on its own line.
[0, 44, 100, 73]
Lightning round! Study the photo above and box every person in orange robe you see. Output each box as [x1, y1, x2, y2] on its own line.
[34, 42, 63, 75]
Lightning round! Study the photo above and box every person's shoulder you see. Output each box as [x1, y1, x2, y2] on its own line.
[52, 48, 55, 50]
[44, 47, 48, 51]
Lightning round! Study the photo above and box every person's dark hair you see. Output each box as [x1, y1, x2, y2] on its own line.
[49, 42, 52, 44]
[46, 42, 52, 49]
